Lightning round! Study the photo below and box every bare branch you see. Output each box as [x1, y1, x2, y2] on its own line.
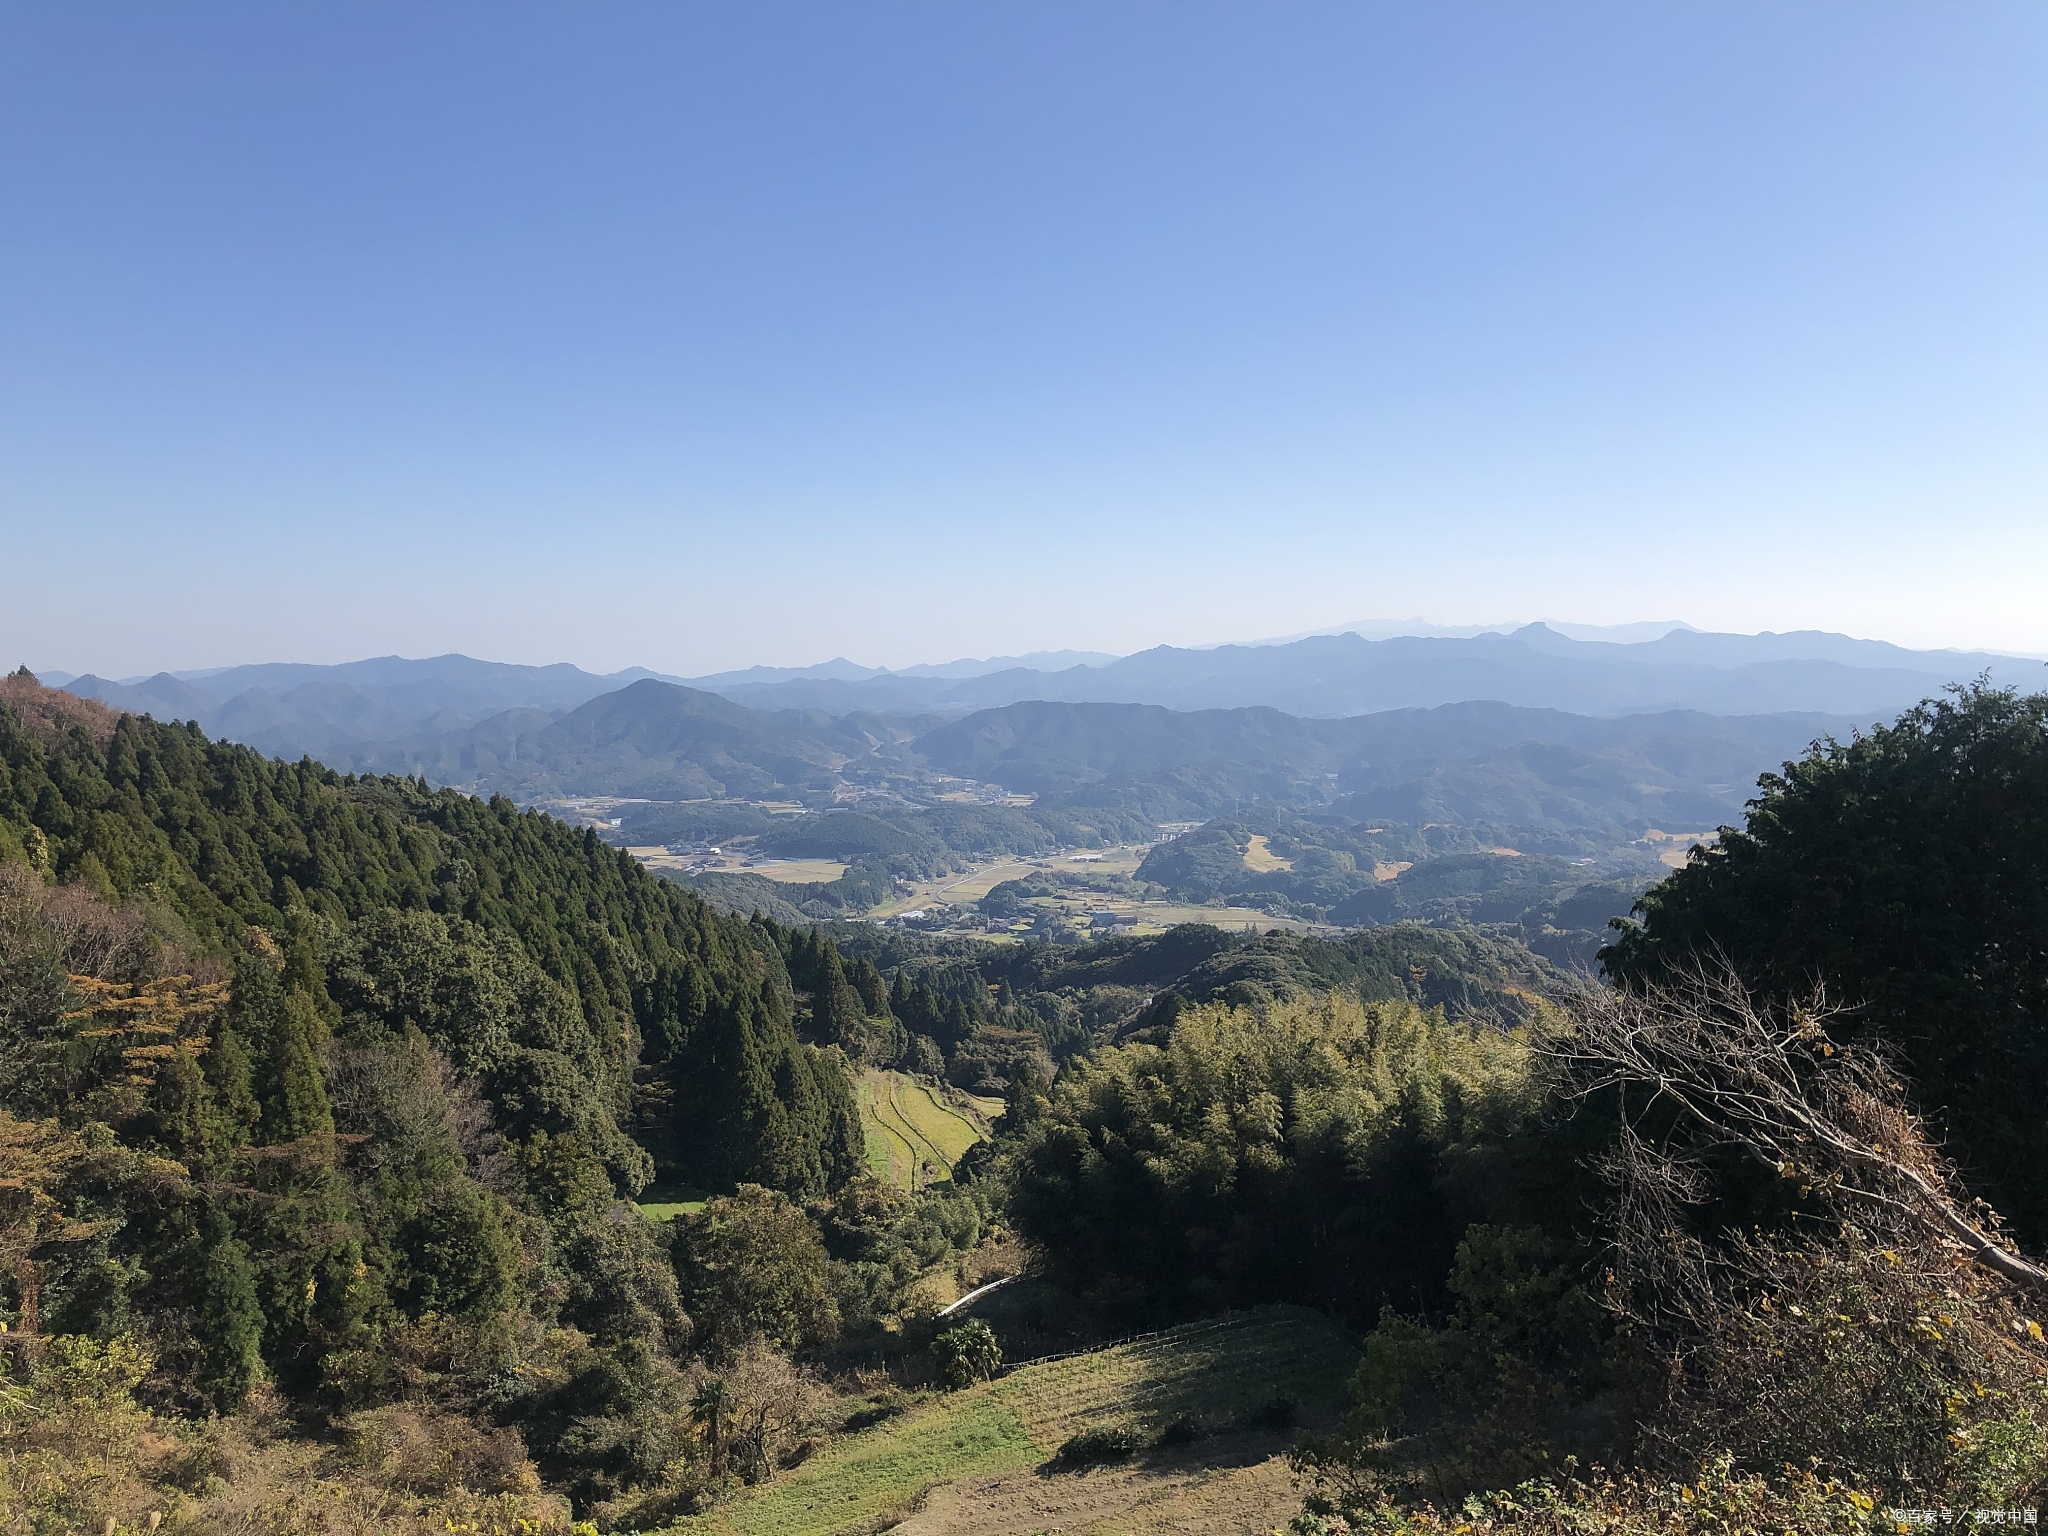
[1554, 961, 2048, 1296]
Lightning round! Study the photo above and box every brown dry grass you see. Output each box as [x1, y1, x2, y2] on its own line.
[1240, 836, 1293, 874]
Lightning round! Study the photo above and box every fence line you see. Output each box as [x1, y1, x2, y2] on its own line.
[991, 1309, 1258, 1377]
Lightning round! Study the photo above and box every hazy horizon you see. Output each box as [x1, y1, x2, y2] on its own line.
[27, 614, 2048, 692]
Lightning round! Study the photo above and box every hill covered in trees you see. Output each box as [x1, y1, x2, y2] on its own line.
[345, 680, 932, 803]
[9, 670, 2047, 1534]
[0, 669, 873, 1521]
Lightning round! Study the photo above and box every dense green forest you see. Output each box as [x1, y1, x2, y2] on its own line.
[5, 672, 2046, 1535]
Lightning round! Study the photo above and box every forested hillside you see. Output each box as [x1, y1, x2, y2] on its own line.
[0, 670, 856, 1197]
[8, 671, 2047, 1535]
[1604, 682, 2048, 1245]
[0, 670, 872, 1525]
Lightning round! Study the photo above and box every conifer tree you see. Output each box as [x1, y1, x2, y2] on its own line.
[850, 957, 891, 1017]
[226, 943, 332, 1143]
[811, 945, 868, 1054]
[186, 1203, 264, 1408]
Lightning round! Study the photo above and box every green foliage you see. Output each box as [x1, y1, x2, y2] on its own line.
[394, 1177, 521, 1320]
[1603, 683, 2048, 1244]
[227, 940, 336, 1143]
[673, 1184, 840, 1353]
[774, 923, 902, 1066]
[0, 677, 877, 1518]
[1311, 1225, 1610, 1502]
[1289, 1455, 1888, 1536]
[808, 1177, 989, 1332]
[0, 683, 859, 1204]
[1009, 993, 1561, 1326]
[931, 1318, 1001, 1389]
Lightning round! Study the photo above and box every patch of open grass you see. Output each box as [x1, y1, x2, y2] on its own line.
[743, 858, 851, 883]
[673, 1307, 1360, 1536]
[673, 1390, 1037, 1536]
[991, 1307, 1357, 1449]
[1242, 834, 1293, 873]
[859, 1075, 922, 1187]
[634, 1175, 711, 1222]
[895, 1083, 983, 1165]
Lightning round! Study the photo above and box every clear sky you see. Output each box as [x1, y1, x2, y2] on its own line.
[4, 2, 2045, 678]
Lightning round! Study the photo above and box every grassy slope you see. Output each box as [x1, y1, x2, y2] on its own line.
[671, 1307, 1359, 1536]
[858, 1071, 996, 1190]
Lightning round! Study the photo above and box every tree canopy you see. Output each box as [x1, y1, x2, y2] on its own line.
[1602, 682, 2048, 1244]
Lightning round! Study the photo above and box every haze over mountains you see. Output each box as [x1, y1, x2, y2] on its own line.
[39, 620, 2030, 854]
[50, 621, 2034, 770]
[52, 654, 675, 762]
[693, 624, 2039, 718]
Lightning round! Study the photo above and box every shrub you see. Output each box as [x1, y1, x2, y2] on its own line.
[1291, 1455, 1885, 1535]
[1053, 1425, 1144, 1467]
[930, 1318, 1001, 1390]
[673, 1184, 838, 1353]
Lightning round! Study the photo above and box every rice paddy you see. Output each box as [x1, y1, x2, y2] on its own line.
[859, 1071, 1001, 1190]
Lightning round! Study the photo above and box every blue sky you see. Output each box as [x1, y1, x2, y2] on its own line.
[4, 2, 2044, 676]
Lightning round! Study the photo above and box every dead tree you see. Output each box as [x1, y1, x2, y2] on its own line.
[1556, 962, 2048, 1296]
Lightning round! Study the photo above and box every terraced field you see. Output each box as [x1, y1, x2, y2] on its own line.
[670, 1307, 1358, 1536]
[860, 1070, 1000, 1190]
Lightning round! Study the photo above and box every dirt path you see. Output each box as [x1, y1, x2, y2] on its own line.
[894, 1431, 1301, 1536]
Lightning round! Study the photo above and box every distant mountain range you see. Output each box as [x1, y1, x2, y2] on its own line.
[342, 679, 930, 801]
[63, 666, 1845, 842]
[914, 697, 1849, 831]
[55, 654, 673, 762]
[37, 626, 2035, 822]
[689, 624, 2038, 718]
[47, 647, 1117, 761]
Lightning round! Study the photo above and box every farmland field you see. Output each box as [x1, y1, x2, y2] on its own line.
[626, 849, 851, 883]
[672, 1306, 1359, 1536]
[859, 1071, 999, 1190]
[872, 846, 1151, 916]
[736, 858, 851, 883]
[1241, 833, 1293, 873]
